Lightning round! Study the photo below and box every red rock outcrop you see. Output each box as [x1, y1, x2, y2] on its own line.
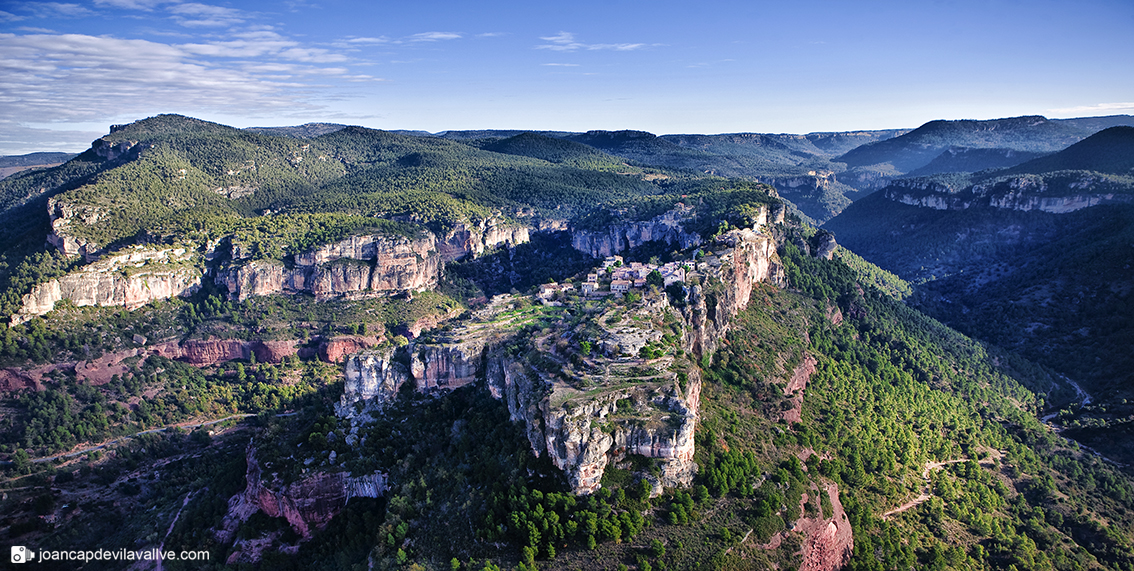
[319, 336, 379, 363]
[0, 369, 38, 392]
[220, 446, 386, 548]
[797, 484, 854, 571]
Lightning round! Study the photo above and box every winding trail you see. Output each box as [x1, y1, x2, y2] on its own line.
[28, 414, 256, 464]
[882, 459, 970, 520]
[1, 412, 300, 478]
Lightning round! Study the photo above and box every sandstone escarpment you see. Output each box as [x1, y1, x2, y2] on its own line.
[11, 245, 202, 326]
[221, 445, 386, 547]
[570, 206, 705, 258]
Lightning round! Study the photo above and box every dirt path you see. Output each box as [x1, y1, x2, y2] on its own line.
[28, 413, 257, 464]
[882, 459, 970, 520]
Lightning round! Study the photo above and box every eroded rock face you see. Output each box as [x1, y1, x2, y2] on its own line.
[11, 245, 202, 326]
[682, 227, 784, 358]
[220, 446, 386, 547]
[438, 218, 530, 262]
[341, 222, 782, 495]
[499, 365, 703, 494]
[217, 232, 441, 302]
[884, 174, 1134, 213]
[338, 348, 410, 416]
[410, 341, 484, 393]
[812, 231, 838, 260]
[570, 206, 705, 258]
[319, 336, 379, 363]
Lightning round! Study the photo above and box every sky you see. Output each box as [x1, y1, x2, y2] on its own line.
[1, 0, 1133, 155]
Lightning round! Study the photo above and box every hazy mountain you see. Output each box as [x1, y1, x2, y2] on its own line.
[824, 126, 1134, 414]
[904, 147, 1052, 177]
[0, 152, 80, 180]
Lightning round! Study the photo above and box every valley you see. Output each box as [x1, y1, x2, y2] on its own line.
[0, 114, 1130, 571]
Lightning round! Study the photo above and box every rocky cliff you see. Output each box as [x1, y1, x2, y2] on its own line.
[883, 174, 1134, 213]
[437, 218, 530, 262]
[486, 351, 702, 494]
[220, 445, 386, 547]
[340, 222, 783, 494]
[338, 347, 410, 416]
[11, 245, 202, 326]
[681, 227, 784, 358]
[46, 198, 107, 261]
[217, 232, 441, 302]
[570, 206, 705, 258]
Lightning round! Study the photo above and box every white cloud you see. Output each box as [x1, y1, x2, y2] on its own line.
[408, 31, 461, 42]
[1048, 102, 1134, 115]
[92, 0, 175, 9]
[168, 2, 246, 27]
[0, 10, 24, 22]
[536, 31, 645, 52]
[344, 37, 390, 45]
[0, 32, 334, 129]
[179, 31, 345, 63]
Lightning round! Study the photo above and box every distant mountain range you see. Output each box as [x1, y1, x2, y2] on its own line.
[824, 126, 1134, 412]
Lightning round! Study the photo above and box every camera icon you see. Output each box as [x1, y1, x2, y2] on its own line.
[11, 546, 35, 563]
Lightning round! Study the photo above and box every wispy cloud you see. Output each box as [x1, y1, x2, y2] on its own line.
[541, 63, 580, 67]
[19, 2, 95, 18]
[92, 0, 176, 9]
[342, 36, 390, 45]
[407, 31, 461, 42]
[536, 31, 646, 52]
[181, 30, 347, 62]
[0, 32, 335, 128]
[1048, 102, 1134, 115]
[168, 2, 246, 27]
[0, 10, 24, 22]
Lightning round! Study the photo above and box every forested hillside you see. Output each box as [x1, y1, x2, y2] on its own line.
[0, 114, 1131, 571]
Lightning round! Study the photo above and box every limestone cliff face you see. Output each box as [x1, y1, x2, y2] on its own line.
[338, 348, 410, 415]
[486, 358, 702, 494]
[221, 445, 386, 546]
[341, 224, 782, 495]
[437, 218, 530, 262]
[883, 174, 1133, 213]
[570, 206, 705, 258]
[681, 227, 784, 358]
[883, 178, 971, 210]
[410, 341, 484, 392]
[11, 245, 202, 326]
[47, 197, 109, 260]
[768, 171, 837, 195]
[217, 232, 440, 302]
[977, 174, 1134, 213]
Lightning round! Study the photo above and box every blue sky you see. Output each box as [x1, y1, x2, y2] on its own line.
[1, 0, 1132, 154]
